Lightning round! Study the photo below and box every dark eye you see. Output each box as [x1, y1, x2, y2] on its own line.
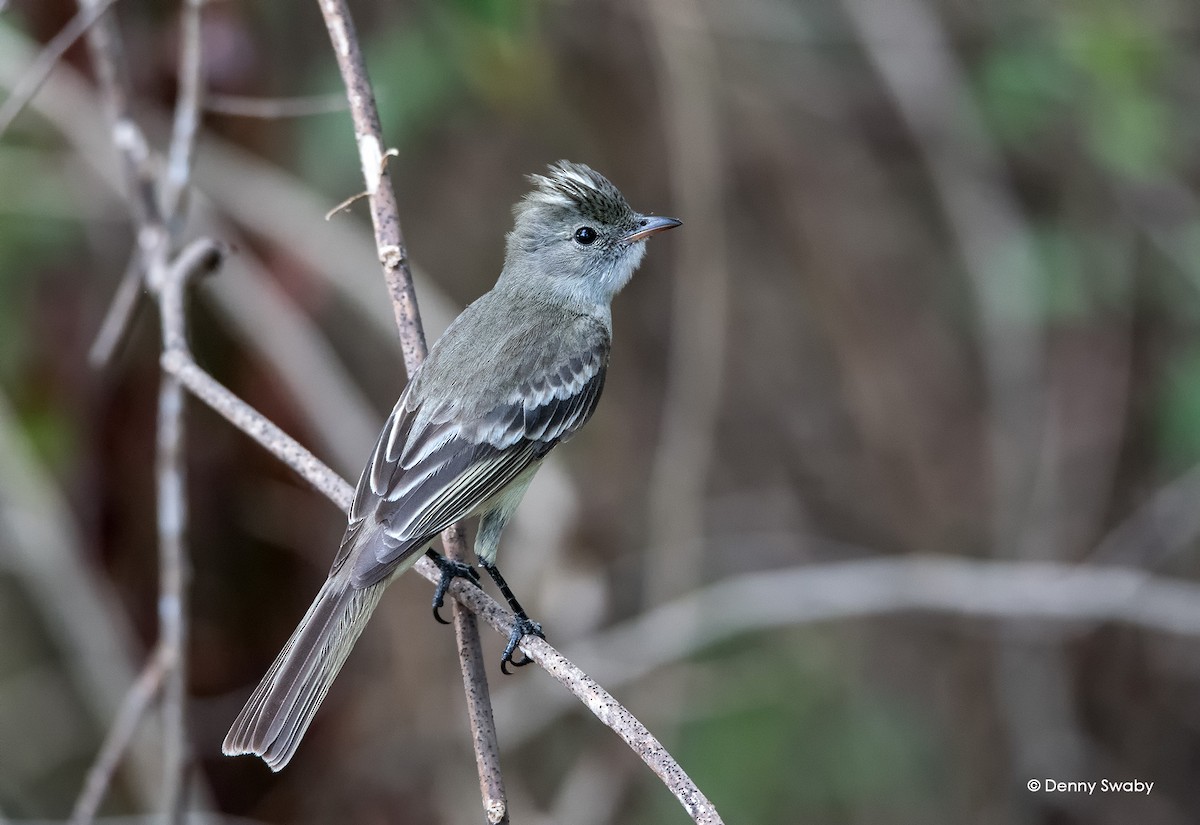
[573, 226, 597, 245]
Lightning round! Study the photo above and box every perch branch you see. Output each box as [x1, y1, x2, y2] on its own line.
[313, 0, 508, 819]
[314, 0, 426, 367]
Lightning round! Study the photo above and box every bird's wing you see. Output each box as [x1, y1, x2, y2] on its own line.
[335, 327, 608, 588]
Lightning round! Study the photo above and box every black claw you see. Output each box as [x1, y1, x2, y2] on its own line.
[500, 615, 545, 675]
[427, 550, 481, 624]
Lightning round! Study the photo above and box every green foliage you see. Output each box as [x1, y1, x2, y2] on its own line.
[1062, 8, 1172, 179]
[1031, 225, 1133, 321]
[0, 218, 74, 382]
[978, 39, 1073, 147]
[0, 147, 88, 473]
[295, 0, 547, 194]
[978, 3, 1174, 180]
[637, 636, 942, 824]
[1157, 346, 1200, 469]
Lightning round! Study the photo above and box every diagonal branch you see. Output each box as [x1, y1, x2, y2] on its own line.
[163, 0, 206, 222]
[0, 0, 122, 137]
[312, 1, 506, 820]
[70, 648, 169, 825]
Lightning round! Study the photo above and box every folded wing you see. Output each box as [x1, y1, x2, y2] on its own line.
[336, 323, 609, 588]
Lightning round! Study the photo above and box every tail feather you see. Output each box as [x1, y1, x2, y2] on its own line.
[222, 576, 386, 771]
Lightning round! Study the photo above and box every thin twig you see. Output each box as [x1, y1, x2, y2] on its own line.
[72, 0, 212, 807]
[204, 91, 348, 119]
[155, 373, 189, 825]
[70, 647, 170, 825]
[75, 0, 161, 376]
[0, 0, 122, 137]
[162, 351, 353, 509]
[88, 251, 144, 368]
[314, 0, 426, 368]
[75, 0, 162, 375]
[85, 8, 209, 808]
[313, 0, 507, 818]
[518, 638, 720, 824]
[76, 0, 158, 227]
[445, 523, 508, 825]
[163, 0, 206, 222]
[148, 239, 222, 825]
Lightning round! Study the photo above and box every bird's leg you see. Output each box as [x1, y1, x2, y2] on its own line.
[426, 548, 481, 625]
[480, 560, 545, 674]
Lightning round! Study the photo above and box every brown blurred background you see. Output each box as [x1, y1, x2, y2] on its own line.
[3, 0, 1200, 822]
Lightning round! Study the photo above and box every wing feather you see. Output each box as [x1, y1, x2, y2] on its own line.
[341, 321, 609, 588]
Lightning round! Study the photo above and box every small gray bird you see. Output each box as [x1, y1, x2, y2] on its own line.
[222, 161, 680, 770]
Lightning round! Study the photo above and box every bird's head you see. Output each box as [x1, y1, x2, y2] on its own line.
[502, 161, 681, 309]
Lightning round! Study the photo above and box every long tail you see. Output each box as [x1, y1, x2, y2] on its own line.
[222, 575, 386, 771]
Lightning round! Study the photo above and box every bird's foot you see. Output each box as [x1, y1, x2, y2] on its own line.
[500, 614, 545, 675]
[426, 550, 481, 625]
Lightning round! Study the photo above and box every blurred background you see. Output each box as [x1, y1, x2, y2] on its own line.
[3, 0, 1200, 822]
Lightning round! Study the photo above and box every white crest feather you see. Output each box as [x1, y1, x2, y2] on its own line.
[523, 161, 628, 218]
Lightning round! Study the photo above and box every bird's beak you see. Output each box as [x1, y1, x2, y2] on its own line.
[623, 215, 682, 243]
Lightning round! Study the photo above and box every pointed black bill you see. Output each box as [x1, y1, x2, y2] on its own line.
[622, 215, 682, 243]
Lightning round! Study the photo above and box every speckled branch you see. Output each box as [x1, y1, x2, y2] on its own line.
[313, 0, 507, 819]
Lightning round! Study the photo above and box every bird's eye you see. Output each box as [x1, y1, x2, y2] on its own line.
[573, 226, 598, 245]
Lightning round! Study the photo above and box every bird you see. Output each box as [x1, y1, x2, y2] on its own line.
[222, 160, 681, 771]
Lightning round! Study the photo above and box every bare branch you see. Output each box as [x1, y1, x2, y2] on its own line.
[75, 0, 160, 371]
[155, 373, 188, 824]
[75, 0, 158, 226]
[163, 0, 206, 221]
[0, 0, 122, 137]
[314, 0, 425, 368]
[312, 0, 509, 818]
[161, 351, 353, 510]
[71, 648, 169, 825]
[88, 251, 144, 368]
[71, 0, 215, 806]
[445, 523, 509, 825]
[148, 238, 224, 825]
